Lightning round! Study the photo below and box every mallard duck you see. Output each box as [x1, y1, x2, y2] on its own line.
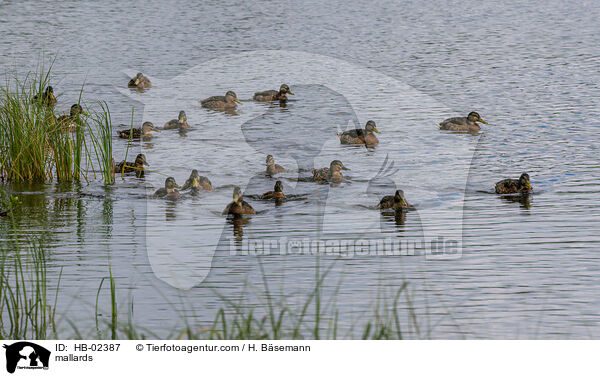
[265, 155, 286, 176]
[200, 91, 242, 109]
[34, 86, 57, 105]
[438, 111, 487, 132]
[495, 173, 532, 194]
[163, 111, 190, 130]
[115, 153, 148, 178]
[222, 186, 255, 215]
[253, 84, 294, 102]
[128, 72, 152, 89]
[117, 122, 160, 139]
[377, 190, 410, 210]
[56, 104, 87, 132]
[153, 177, 180, 199]
[338, 120, 380, 146]
[312, 160, 349, 183]
[261, 181, 286, 200]
[181, 169, 214, 191]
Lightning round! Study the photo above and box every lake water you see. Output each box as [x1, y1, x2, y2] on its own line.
[1, 0, 599, 339]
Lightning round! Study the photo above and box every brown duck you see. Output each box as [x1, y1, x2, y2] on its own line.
[261, 181, 286, 200]
[265, 155, 286, 176]
[115, 154, 148, 178]
[163, 111, 190, 130]
[312, 160, 349, 183]
[128, 72, 152, 89]
[495, 173, 532, 194]
[377, 190, 410, 210]
[117, 122, 160, 139]
[181, 170, 214, 191]
[153, 177, 180, 199]
[200, 91, 242, 110]
[223, 186, 255, 215]
[338, 120, 380, 146]
[438, 111, 487, 132]
[56, 104, 87, 132]
[253, 84, 294, 102]
[34, 86, 57, 106]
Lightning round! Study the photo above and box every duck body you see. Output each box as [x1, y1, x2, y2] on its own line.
[200, 91, 241, 110]
[128, 73, 152, 89]
[223, 186, 255, 215]
[253, 84, 293, 102]
[312, 160, 349, 183]
[181, 170, 214, 191]
[438, 112, 487, 132]
[261, 181, 286, 200]
[115, 154, 148, 178]
[153, 177, 180, 199]
[378, 190, 410, 210]
[265, 155, 285, 176]
[117, 122, 159, 139]
[338, 121, 380, 146]
[34, 86, 57, 106]
[495, 173, 532, 194]
[56, 104, 86, 132]
[163, 111, 190, 130]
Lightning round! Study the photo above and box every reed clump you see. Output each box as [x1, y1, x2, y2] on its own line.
[0, 67, 114, 184]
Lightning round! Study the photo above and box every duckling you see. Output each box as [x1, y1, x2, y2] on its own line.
[265, 155, 286, 176]
[56, 104, 87, 132]
[377, 190, 410, 210]
[181, 169, 214, 191]
[200, 91, 242, 109]
[128, 72, 152, 89]
[115, 154, 148, 178]
[338, 120, 380, 146]
[153, 177, 180, 199]
[34, 86, 57, 106]
[495, 173, 532, 194]
[312, 160, 349, 183]
[253, 84, 294, 102]
[117, 122, 160, 139]
[222, 186, 255, 215]
[163, 111, 190, 130]
[438, 111, 487, 132]
[261, 181, 286, 200]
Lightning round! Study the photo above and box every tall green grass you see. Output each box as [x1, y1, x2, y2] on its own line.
[0, 68, 115, 184]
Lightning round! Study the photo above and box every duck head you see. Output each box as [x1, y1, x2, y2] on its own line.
[165, 177, 180, 191]
[69, 104, 87, 117]
[519, 173, 532, 190]
[141, 121, 160, 134]
[279, 84, 294, 95]
[365, 120, 380, 134]
[225, 91, 242, 104]
[467, 111, 487, 124]
[274, 180, 283, 192]
[330, 160, 349, 172]
[394, 189, 408, 207]
[134, 154, 149, 167]
[178, 110, 187, 122]
[233, 186, 243, 203]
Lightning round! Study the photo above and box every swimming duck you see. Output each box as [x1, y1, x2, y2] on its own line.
[377, 190, 410, 210]
[163, 111, 190, 130]
[253, 84, 294, 102]
[115, 153, 148, 178]
[128, 72, 152, 89]
[181, 169, 214, 191]
[153, 177, 180, 199]
[117, 122, 160, 139]
[261, 181, 286, 200]
[222, 186, 255, 215]
[56, 104, 87, 132]
[200, 91, 242, 109]
[265, 155, 286, 176]
[438, 111, 487, 132]
[338, 120, 380, 146]
[34, 86, 57, 106]
[495, 173, 532, 194]
[312, 160, 349, 183]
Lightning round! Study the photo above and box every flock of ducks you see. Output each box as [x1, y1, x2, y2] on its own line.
[37, 72, 534, 221]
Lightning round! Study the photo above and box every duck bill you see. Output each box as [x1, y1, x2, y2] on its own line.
[134, 79, 140, 85]
[342, 166, 350, 171]
[373, 127, 381, 134]
[152, 127, 161, 132]
[479, 119, 488, 124]
[287, 91, 294, 95]
[234, 98, 242, 104]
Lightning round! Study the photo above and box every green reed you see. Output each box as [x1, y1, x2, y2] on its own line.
[0, 67, 115, 184]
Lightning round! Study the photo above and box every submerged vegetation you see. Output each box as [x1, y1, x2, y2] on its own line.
[0, 66, 114, 184]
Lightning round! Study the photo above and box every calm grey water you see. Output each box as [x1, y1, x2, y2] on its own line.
[1, 0, 600, 339]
